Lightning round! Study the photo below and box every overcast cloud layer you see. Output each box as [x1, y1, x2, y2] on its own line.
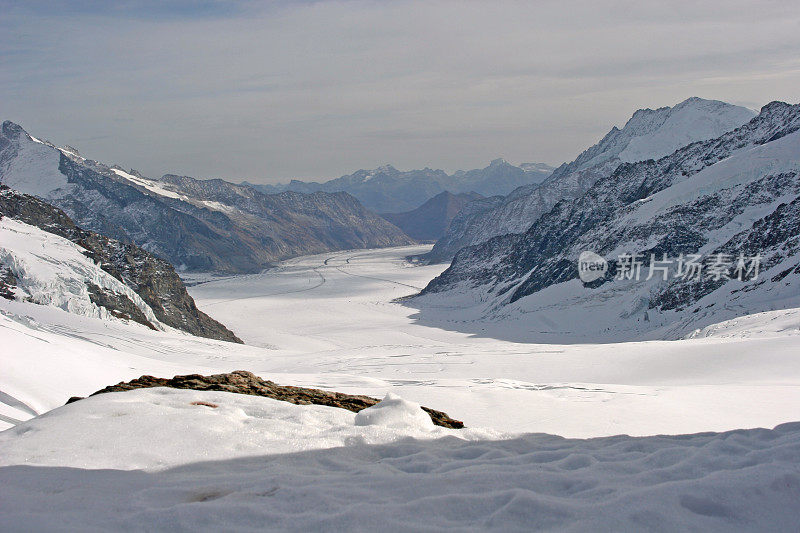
[1, 0, 799, 183]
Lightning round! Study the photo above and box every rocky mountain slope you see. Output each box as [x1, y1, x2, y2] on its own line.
[424, 98, 756, 263]
[0, 186, 241, 342]
[417, 101, 800, 341]
[380, 191, 483, 242]
[248, 159, 553, 213]
[0, 121, 413, 274]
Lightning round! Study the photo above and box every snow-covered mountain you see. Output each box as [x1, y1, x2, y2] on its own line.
[248, 158, 554, 213]
[416, 101, 800, 341]
[0, 121, 413, 274]
[0, 186, 241, 342]
[424, 98, 757, 263]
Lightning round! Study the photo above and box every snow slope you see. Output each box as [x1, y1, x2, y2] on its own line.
[0, 218, 161, 326]
[617, 97, 757, 163]
[0, 389, 493, 470]
[0, 130, 69, 197]
[1, 388, 799, 531]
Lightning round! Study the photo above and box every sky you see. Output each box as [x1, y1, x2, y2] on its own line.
[1, 0, 799, 183]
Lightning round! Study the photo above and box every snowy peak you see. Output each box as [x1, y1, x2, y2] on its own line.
[617, 97, 756, 163]
[552, 98, 756, 179]
[1, 120, 26, 139]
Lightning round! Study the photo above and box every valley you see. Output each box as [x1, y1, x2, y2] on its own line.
[4, 245, 798, 439]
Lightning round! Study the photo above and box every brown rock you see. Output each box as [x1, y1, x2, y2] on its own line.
[68, 370, 464, 429]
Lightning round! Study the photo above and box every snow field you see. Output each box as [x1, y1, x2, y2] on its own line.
[1, 388, 798, 531]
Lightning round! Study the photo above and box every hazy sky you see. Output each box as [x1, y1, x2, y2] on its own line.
[1, 0, 799, 183]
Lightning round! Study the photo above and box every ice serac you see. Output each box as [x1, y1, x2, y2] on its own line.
[251, 159, 554, 213]
[418, 101, 800, 341]
[380, 190, 484, 241]
[0, 121, 413, 274]
[424, 97, 757, 263]
[0, 186, 242, 343]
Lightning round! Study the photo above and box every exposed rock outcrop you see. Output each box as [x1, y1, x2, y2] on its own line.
[68, 370, 464, 429]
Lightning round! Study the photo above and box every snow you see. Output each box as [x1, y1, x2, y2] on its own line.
[199, 199, 237, 214]
[685, 308, 800, 339]
[0, 388, 489, 471]
[1, 387, 799, 531]
[618, 98, 756, 163]
[0, 218, 161, 326]
[430, 98, 756, 260]
[109, 168, 241, 214]
[109, 167, 185, 200]
[58, 146, 84, 161]
[3, 245, 799, 439]
[354, 392, 434, 430]
[621, 128, 800, 224]
[0, 132, 70, 197]
[2, 245, 800, 530]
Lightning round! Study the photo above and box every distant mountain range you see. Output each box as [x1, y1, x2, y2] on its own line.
[245, 159, 553, 213]
[0, 121, 413, 274]
[424, 97, 757, 263]
[416, 101, 800, 341]
[380, 191, 484, 242]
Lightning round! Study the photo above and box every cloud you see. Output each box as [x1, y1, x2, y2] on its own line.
[1, 0, 799, 182]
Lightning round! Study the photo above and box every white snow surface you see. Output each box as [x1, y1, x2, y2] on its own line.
[109, 167, 185, 200]
[1, 388, 799, 531]
[0, 218, 161, 326]
[0, 388, 483, 471]
[2, 245, 800, 530]
[354, 392, 435, 429]
[620, 128, 800, 224]
[0, 131, 70, 197]
[2, 245, 799, 438]
[617, 97, 756, 163]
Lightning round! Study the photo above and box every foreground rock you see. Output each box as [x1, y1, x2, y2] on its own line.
[68, 370, 464, 429]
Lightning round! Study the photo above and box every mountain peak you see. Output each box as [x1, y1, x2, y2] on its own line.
[488, 158, 509, 167]
[760, 101, 793, 114]
[1, 120, 26, 137]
